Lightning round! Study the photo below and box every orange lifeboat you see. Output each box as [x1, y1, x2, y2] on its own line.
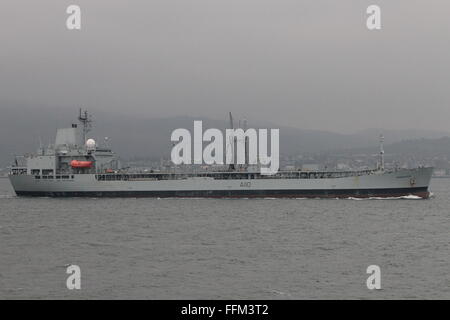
[70, 160, 93, 168]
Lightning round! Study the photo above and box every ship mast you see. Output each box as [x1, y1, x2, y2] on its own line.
[243, 118, 248, 168]
[379, 133, 385, 172]
[78, 108, 92, 145]
[228, 112, 235, 171]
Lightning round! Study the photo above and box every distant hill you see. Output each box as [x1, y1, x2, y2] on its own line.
[343, 136, 450, 157]
[1, 103, 449, 166]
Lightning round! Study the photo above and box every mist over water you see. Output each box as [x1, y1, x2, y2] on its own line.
[0, 178, 448, 299]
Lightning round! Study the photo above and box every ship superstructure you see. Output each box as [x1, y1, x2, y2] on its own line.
[8, 110, 433, 198]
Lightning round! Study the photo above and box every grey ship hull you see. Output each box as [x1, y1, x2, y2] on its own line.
[9, 167, 433, 199]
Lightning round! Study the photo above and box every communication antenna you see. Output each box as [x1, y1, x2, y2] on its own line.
[78, 108, 92, 144]
[38, 137, 44, 155]
[379, 133, 385, 171]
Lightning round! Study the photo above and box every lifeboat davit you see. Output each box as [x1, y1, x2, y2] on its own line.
[70, 160, 93, 168]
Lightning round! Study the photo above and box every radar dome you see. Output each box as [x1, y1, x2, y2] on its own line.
[86, 139, 96, 150]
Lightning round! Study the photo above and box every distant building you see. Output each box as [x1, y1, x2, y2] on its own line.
[337, 163, 350, 170]
[433, 169, 447, 177]
[302, 164, 319, 171]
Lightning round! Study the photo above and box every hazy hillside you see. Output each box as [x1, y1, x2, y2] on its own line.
[344, 137, 450, 157]
[1, 103, 449, 166]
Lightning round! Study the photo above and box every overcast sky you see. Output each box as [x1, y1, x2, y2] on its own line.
[0, 0, 449, 133]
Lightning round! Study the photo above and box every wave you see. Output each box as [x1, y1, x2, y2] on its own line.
[345, 195, 424, 200]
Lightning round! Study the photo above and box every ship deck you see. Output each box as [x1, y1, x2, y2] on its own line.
[94, 169, 378, 181]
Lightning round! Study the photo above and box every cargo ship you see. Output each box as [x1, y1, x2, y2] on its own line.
[8, 110, 433, 198]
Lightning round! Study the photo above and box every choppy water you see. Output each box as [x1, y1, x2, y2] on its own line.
[0, 177, 448, 299]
